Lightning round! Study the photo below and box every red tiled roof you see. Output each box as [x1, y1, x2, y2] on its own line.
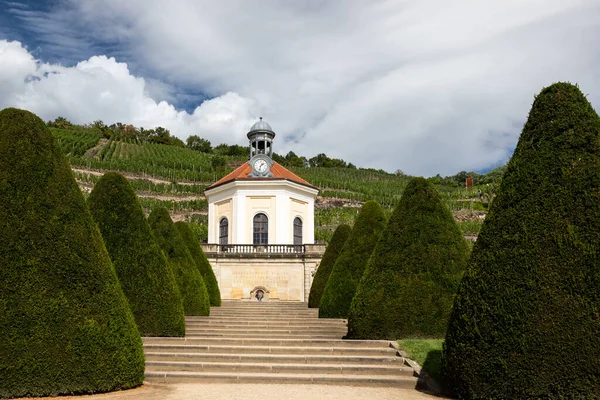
[206, 161, 317, 190]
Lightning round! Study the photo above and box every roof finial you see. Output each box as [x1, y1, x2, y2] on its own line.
[259, 117, 263, 121]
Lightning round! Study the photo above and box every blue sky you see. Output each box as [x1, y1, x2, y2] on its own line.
[0, 0, 208, 110]
[1, 0, 599, 176]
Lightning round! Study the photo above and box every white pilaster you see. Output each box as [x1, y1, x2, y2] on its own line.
[234, 193, 247, 244]
[276, 193, 290, 244]
[306, 198, 315, 244]
[207, 202, 215, 243]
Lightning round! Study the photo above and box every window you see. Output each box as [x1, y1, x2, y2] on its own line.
[219, 218, 228, 245]
[293, 217, 303, 245]
[253, 213, 268, 245]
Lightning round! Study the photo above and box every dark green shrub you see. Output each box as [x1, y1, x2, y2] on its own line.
[175, 221, 221, 306]
[346, 177, 469, 339]
[88, 172, 186, 336]
[0, 108, 144, 398]
[308, 224, 352, 308]
[443, 83, 600, 399]
[148, 208, 210, 316]
[319, 201, 387, 318]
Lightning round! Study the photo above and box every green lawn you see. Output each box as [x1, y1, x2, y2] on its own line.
[397, 339, 444, 384]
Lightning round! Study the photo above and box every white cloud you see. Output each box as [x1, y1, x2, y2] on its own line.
[2, 0, 600, 175]
[0, 40, 37, 109]
[0, 41, 259, 147]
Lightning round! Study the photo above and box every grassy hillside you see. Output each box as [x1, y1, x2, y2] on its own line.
[51, 126, 498, 243]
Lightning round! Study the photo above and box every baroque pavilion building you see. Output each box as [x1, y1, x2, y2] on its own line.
[202, 118, 324, 302]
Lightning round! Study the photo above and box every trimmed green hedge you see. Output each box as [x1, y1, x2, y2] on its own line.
[0, 108, 145, 398]
[149, 208, 210, 316]
[346, 177, 469, 339]
[319, 201, 387, 318]
[308, 224, 352, 308]
[88, 172, 186, 336]
[443, 83, 600, 399]
[175, 221, 221, 306]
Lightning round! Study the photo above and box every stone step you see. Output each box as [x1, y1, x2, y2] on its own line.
[210, 306, 316, 311]
[184, 331, 348, 337]
[142, 337, 390, 348]
[206, 315, 321, 320]
[143, 344, 398, 357]
[184, 324, 346, 331]
[211, 301, 318, 310]
[217, 303, 310, 308]
[186, 319, 346, 325]
[187, 316, 336, 322]
[146, 360, 414, 376]
[212, 310, 313, 312]
[182, 333, 345, 339]
[185, 327, 347, 334]
[211, 310, 315, 312]
[214, 303, 313, 307]
[207, 312, 319, 317]
[185, 320, 346, 327]
[145, 351, 404, 365]
[186, 315, 328, 323]
[144, 370, 417, 388]
[184, 329, 348, 336]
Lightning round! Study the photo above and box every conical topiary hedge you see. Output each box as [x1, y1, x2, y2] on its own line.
[319, 201, 387, 318]
[308, 224, 352, 308]
[346, 177, 469, 339]
[149, 208, 210, 316]
[88, 172, 186, 336]
[0, 108, 144, 398]
[443, 83, 600, 399]
[175, 221, 221, 307]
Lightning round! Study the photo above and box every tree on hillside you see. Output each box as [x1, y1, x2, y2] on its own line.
[186, 135, 212, 153]
[148, 207, 210, 316]
[346, 177, 470, 339]
[210, 154, 227, 171]
[170, 136, 185, 148]
[308, 224, 352, 309]
[0, 108, 144, 398]
[319, 201, 387, 318]
[175, 221, 221, 307]
[89, 120, 112, 138]
[443, 82, 600, 399]
[47, 116, 73, 129]
[146, 126, 171, 145]
[271, 152, 286, 165]
[308, 153, 348, 168]
[88, 172, 186, 336]
[213, 143, 248, 157]
[285, 151, 308, 168]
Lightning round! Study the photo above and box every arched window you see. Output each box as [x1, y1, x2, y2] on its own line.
[293, 217, 303, 245]
[219, 218, 228, 245]
[253, 213, 268, 245]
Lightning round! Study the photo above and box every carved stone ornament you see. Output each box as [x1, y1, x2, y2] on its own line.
[250, 286, 270, 302]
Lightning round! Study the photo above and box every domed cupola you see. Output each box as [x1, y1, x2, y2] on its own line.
[247, 117, 275, 178]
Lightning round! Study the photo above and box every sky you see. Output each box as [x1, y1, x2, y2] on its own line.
[1, 0, 599, 176]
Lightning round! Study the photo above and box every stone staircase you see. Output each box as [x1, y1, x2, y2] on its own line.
[143, 301, 417, 387]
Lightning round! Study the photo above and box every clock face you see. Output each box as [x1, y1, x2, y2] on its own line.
[254, 159, 269, 173]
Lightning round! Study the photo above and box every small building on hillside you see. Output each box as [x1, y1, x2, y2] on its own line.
[202, 118, 325, 302]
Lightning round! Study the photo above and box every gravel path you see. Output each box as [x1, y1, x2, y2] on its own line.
[34, 382, 445, 400]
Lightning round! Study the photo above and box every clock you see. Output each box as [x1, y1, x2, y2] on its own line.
[248, 155, 273, 178]
[253, 158, 269, 174]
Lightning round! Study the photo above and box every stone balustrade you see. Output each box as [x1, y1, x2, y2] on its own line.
[200, 243, 326, 255]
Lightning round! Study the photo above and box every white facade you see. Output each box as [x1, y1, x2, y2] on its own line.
[202, 118, 323, 301]
[205, 179, 318, 245]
